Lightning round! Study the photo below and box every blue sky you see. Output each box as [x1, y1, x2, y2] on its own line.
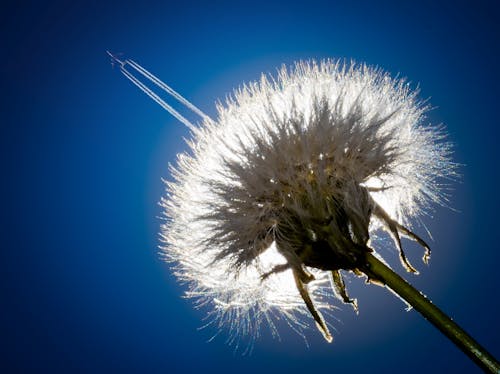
[1, 0, 499, 372]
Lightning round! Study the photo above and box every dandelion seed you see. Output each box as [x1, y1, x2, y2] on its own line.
[157, 58, 453, 342]
[110, 53, 500, 372]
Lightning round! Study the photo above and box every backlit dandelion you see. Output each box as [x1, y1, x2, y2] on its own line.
[109, 52, 500, 372]
[162, 59, 447, 342]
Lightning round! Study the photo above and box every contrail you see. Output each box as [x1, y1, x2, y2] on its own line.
[126, 59, 212, 123]
[107, 51, 211, 131]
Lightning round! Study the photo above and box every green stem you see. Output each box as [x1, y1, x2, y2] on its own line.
[361, 253, 500, 374]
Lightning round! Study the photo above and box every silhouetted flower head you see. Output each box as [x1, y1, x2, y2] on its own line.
[160, 60, 453, 344]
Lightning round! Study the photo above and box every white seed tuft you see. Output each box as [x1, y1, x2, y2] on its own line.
[159, 60, 454, 345]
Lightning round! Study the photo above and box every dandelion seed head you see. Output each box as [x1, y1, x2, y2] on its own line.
[160, 59, 454, 344]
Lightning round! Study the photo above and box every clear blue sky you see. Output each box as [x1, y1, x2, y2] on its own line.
[1, 0, 499, 372]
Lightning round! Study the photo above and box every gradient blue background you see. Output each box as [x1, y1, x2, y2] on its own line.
[2, 0, 499, 372]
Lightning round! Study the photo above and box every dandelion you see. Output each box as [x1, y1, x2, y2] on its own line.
[109, 52, 500, 372]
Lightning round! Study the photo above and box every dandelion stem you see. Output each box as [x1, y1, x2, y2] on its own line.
[361, 253, 500, 373]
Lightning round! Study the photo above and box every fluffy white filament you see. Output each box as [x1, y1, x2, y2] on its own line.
[115, 55, 453, 345]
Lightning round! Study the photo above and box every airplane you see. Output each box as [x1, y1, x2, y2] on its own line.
[106, 51, 126, 68]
